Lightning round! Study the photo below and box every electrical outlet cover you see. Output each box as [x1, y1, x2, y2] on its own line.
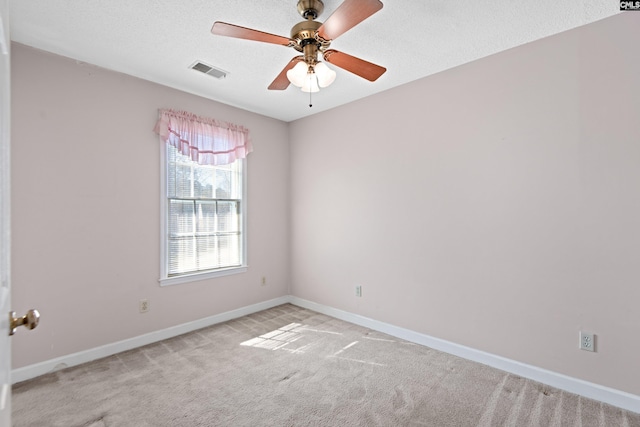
[579, 331, 595, 352]
[139, 299, 149, 313]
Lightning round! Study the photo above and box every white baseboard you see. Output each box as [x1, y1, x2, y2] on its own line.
[13, 295, 640, 414]
[289, 296, 640, 414]
[11, 296, 290, 384]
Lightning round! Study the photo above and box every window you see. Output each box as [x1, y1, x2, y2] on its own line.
[160, 144, 247, 285]
[154, 109, 251, 285]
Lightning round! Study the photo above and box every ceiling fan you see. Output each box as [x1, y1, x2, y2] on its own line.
[211, 0, 386, 93]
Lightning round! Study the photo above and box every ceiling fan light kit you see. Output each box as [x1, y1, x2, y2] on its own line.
[211, 0, 386, 97]
[287, 61, 336, 92]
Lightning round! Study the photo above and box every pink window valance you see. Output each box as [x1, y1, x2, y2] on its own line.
[153, 109, 253, 166]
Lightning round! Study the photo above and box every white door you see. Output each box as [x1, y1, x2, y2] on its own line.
[0, 0, 11, 424]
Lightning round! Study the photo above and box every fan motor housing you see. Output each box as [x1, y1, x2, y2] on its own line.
[290, 20, 322, 41]
[291, 20, 330, 56]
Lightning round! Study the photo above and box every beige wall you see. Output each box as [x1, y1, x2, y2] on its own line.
[290, 13, 640, 395]
[11, 44, 290, 368]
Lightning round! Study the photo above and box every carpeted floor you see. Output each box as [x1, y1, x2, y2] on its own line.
[12, 304, 640, 426]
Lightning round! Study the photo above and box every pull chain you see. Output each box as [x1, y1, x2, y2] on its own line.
[309, 73, 313, 108]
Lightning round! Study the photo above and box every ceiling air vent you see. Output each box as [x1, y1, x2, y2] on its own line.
[190, 61, 228, 79]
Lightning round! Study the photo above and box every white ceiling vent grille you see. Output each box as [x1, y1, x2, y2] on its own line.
[190, 61, 228, 79]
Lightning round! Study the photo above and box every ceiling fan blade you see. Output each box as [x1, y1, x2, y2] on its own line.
[323, 49, 386, 82]
[317, 0, 383, 41]
[268, 57, 304, 90]
[211, 22, 294, 46]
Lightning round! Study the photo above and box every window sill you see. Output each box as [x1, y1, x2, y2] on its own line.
[159, 265, 248, 287]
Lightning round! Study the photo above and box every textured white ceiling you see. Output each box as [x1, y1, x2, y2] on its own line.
[9, 0, 620, 122]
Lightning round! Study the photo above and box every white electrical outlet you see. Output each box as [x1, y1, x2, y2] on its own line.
[139, 299, 149, 314]
[355, 285, 362, 297]
[579, 331, 595, 352]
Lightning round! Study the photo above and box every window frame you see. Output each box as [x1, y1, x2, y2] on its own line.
[159, 142, 248, 286]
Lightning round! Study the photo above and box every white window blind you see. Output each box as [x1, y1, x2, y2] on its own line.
[166, 144, 243, 276]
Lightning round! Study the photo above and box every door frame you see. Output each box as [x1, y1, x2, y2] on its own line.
[0, 0, 12, 425]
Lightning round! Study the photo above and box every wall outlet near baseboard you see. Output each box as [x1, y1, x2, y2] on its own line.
[139, 299, 150, 314]
[579, 331, 595, 352]
[355, 285, 362, 297]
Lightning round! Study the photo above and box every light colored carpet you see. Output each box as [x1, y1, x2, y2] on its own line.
[12, 304, 640, 426]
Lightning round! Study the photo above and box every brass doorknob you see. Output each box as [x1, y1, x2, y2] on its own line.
[9, 309, 40, 336]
